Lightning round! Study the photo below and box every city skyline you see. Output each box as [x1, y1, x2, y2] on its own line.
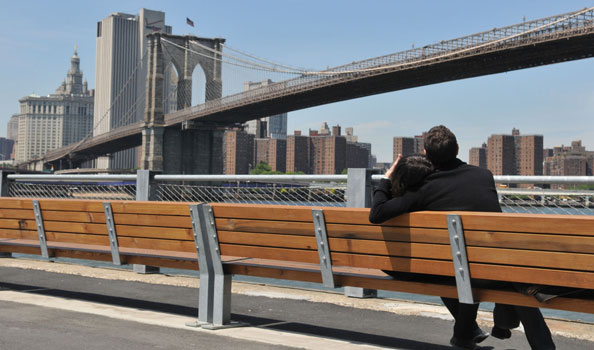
[1, 1, 594, 164]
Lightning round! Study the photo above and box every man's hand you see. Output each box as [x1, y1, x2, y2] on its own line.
[385, 154, 402, 179]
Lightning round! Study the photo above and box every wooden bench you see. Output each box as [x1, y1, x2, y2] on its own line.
[1, 198, 593, 331]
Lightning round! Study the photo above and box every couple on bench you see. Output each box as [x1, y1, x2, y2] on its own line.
[369, 125, 555, 350]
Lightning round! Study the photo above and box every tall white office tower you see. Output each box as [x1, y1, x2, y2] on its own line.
[243, 80, 288, 139]
[94, 9, 172, 169]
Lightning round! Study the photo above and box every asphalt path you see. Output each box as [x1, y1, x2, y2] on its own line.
[1, 263, 593, 350]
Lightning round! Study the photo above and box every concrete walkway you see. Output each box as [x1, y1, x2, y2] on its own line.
[1, 258, 593, 349]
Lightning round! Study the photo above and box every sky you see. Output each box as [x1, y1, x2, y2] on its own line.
[1, 0, 593, 163]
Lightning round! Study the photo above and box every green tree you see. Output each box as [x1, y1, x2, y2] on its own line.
[250, 162, 272, 174]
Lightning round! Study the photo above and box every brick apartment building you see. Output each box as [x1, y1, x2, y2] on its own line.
[469, 143, 487, 169]
[223, 129, 254, 174]
[255, 138, 286, 173]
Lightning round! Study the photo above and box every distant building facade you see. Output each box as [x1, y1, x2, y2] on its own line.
[243, 80, 288, 139]
[393, 137, 415, 160]
[0, 138, 14, 161]
[286, 131, 310, 173]
[346, 142, 370, 169]
[484, 129, 543, 176]
[393, 132, 426, 161]
[223, 123, 371, 175]
[254, 138, 286, 173]
[94, 9, 172, 169]
[469, 143, 488, 169]
[7, 114, 18, 141]
[544, 140, 593, 177]
[15, 48, 93, 163]
[223, 129, 254, 174]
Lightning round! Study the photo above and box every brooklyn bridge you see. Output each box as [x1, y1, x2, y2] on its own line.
[36, 7, 594, 173]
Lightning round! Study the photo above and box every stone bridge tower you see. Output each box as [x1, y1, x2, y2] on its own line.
[141, 33, 226, 174]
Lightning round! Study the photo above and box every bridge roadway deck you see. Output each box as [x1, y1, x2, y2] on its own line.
[1, 258, 593, 349]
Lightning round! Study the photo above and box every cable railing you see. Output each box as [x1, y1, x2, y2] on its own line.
[4, 173, 593, 214]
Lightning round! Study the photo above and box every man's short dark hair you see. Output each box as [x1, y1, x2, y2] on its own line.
[423, 125, 458, 167]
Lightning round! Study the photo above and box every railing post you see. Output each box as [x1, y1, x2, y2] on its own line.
[344, 168, 377, 298]
[133, 170, 160, 274]
[0, 170, 12, 257]
[0, 170, 12, 197]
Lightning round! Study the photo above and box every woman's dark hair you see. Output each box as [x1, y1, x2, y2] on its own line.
[423, 125, 458, 167]
[389, 155, 434, 197]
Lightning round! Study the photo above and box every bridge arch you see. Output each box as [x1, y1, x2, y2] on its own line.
[160, 35, 225, 110]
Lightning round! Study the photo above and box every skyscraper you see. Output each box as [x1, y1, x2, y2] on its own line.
[94, 9, 172, 169]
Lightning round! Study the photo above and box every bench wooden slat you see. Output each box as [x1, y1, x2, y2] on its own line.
[458, 212, 594, 235]
[215, 218, 315, 236]
[115, 225, 192, 240]
[42, 210, 106, 223]
[466, 230, 594, 254]
[211, 203, 314, 222]
[0, 208, 35, 220]
[117, 236, 195, 253]
[468, 246, 594, 272]
[0, 228, 38, 240]
[0, 218, 33, 231]
[112, 213, 192, 228]
[110, 201, 193, 216]
[38, 199, 105, 212]
[0, 198, 34, 210]
[470, 263, 594, 290]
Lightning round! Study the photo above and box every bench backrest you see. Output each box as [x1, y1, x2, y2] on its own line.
[0, 198, 197, 268]
[210, 203, 594, 290]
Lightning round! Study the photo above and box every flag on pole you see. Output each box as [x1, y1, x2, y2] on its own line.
[186, 17, 195, 27]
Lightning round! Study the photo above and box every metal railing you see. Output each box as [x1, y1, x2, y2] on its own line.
[2, 171, 593, 214]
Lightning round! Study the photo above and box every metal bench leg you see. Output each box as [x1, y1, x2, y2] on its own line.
[188, 204, 215, 326]
[189, 204, 243, 330]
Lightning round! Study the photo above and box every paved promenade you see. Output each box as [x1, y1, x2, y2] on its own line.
[1, 258, 593, 350]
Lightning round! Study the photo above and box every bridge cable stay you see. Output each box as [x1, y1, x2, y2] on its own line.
[66, 50, 149, 157]
[164, 6, 594, 80]
[220, 43, 312, 73]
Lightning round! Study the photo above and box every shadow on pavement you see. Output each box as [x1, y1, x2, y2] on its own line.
[1, 281, 463, 350]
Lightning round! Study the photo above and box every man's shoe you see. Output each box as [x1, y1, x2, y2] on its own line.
[472, 327, 489, 343]
[490, 326, 512, 340]
[449, 336, 477, 349]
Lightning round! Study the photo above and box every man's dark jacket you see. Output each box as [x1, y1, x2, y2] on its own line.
[369, 158, 501, 224]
